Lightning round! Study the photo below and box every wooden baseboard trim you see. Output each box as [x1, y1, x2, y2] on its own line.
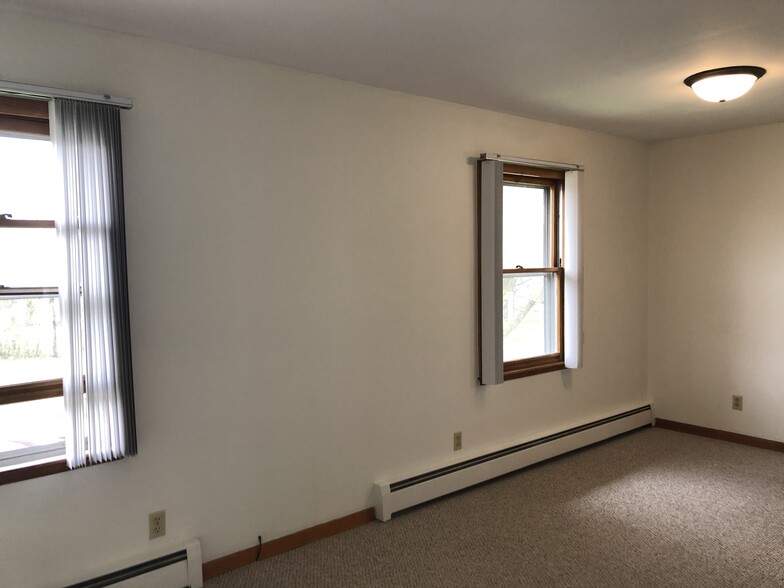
[202, 507, 376, 580]
[655, 418, 784, 453]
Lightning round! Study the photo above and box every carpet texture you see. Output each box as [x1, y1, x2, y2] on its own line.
[206, 427, 784, 587]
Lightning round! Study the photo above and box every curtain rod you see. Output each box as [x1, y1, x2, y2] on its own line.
[480, 153, 583, 171]
[0, 80, 133, 110]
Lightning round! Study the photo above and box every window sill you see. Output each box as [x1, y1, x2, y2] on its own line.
[504, 360, 566, 380]
[0, 456, 68, 486]
[0, 453, 125, 486]
[0, 378, 63, 405]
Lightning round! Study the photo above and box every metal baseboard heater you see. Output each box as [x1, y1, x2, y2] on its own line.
[373, 405, 653, 521]
[63, 540, 202, 588]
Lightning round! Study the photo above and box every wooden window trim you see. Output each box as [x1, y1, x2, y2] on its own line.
[502, 268, 561, 274]
[504, 353, 566, 381]
[501, 166, 565, 379]
[0, 216, 56, 229]
[0, 379, 64, 405]
[502, 163, 564, 180]
[0, 458, 68, 486]
[0, 95, 49, 137]
[0, 453, 123, 486]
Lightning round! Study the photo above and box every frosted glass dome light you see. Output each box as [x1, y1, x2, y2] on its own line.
[684, 66, 766, 103]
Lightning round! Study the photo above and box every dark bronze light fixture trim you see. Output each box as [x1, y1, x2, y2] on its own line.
[684, 65, 766, 88]
[684, 65, 766, 102]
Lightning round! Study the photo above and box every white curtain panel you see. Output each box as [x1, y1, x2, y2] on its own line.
[52, 98, 136, 468]
[563, 170, 583, 369]
[478, 159, 504, 385]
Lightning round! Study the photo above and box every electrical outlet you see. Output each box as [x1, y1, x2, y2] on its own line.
[732, 395, 743, 411]
[453, 431, 462, 451]
[149, 510, 166, 539]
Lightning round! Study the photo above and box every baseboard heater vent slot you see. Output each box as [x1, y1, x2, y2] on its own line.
[64, 539, 202, 588]
[373, 405, 652, 521]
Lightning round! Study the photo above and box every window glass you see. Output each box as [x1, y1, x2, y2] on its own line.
[502, 273, 557, 361]
[0, 228, 59, 287]
[0, 296, 61, 386]
[0, 397, 65, 459]
[502, 184, 548, 269]
[0, 133, 62, 390]
[0, 136, 58, 220]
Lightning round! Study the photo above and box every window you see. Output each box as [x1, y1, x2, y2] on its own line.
[0, 96, 68, 477]
[501, 165, 564, 378]
[477, 155, 583, 385]
[0, 89, 136, 484]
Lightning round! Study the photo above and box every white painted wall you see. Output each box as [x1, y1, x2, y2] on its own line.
[649, 123, 784, 443]
[0, 11, 649, 587]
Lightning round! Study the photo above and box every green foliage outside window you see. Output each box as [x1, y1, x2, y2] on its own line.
[0, 297, 58, 360]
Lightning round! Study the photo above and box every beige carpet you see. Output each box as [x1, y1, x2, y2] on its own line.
[206, 427, 784, 587]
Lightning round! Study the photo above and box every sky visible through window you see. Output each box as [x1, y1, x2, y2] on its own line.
[503, 185, 546, 269]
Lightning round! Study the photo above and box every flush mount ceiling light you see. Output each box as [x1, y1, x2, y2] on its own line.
[684, 66, 766, 103]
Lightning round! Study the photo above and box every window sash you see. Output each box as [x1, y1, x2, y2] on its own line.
[501, 171, 564, 377]
[0, 218, 61, 397]
[502, 268, 565, 379]
[0, 216, 55, 229]
[0, 379, 63, 405]
[0, 97, 65, 465]
[502, 176, 561, 269]
[0, 218, 59, 297]
[0, 96, 60, 395]
[0, 287, 59, 298]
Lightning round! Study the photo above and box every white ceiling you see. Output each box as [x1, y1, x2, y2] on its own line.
[2, 0, 784, 141]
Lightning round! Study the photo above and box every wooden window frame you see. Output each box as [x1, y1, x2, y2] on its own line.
[500, 164, 565, 379]
[0, 94, 66, 485]
[0, 95, 49, 137]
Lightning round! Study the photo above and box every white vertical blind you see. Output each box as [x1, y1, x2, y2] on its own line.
[52, 98, 136, 467]
[563, 170, 583, 368]
[478, 159, 504, 385]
